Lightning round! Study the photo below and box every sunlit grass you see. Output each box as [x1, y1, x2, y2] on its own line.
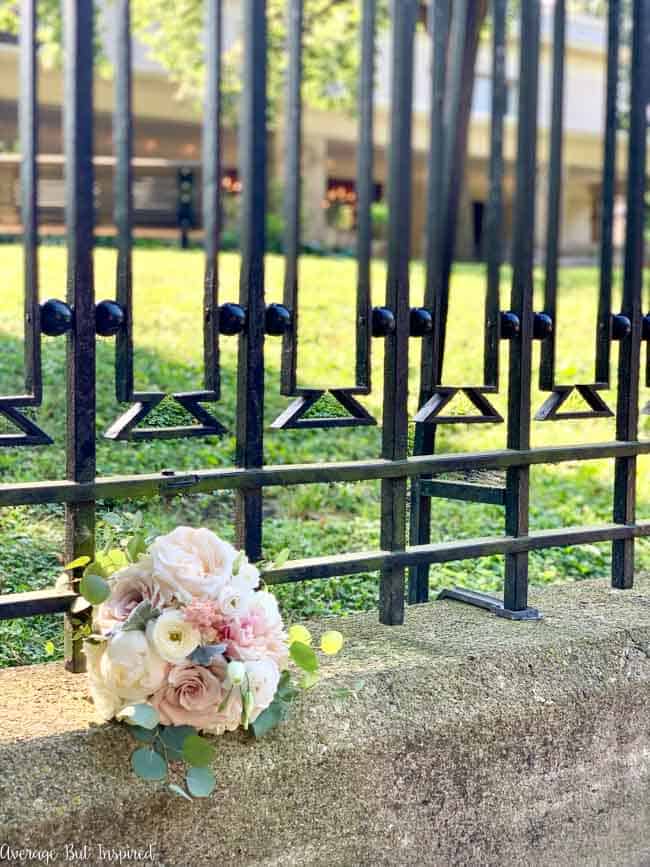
[0, 243, 648, 666]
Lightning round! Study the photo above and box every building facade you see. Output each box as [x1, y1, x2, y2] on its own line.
[0, 5, 628, 260]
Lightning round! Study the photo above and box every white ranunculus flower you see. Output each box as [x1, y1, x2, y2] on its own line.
[146, 609, 201, 664]
[245, 658, 281, 721]
[217, 580, 254, 618]
[88, 631, 167, 715]
[149, 526, 238, 600]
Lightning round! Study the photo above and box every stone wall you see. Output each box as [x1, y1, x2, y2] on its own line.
[2, 577, 650, 866]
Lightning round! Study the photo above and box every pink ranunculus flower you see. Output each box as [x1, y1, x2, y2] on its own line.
[95, 557, 172, 634]
[150, 661, 229, 730]
[221, 591, 289, 669]
[149, 526, 238, 601]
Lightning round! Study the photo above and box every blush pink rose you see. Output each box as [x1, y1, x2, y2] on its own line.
[95, 557, 171, 634]
[149, 527, 238, 601]
[150, 662, 227, 730]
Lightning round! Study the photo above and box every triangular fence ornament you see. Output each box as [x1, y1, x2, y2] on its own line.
[105, 392, 227, 441]
[0, 405, 53, 447]
[414, 387, 503, 425]
[534, 384, 613, 421]
[271, 389, 376, 430]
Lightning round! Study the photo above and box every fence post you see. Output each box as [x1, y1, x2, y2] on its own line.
[235, 0, 267, 562]
[612, 0, 649, 589]
[63, 0, 96, 672]
[379, 0, 416, 626]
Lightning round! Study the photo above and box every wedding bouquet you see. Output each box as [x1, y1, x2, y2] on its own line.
[72, 525, 343, 799]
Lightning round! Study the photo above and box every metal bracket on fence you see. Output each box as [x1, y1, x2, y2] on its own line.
[438, 587, 543, 621]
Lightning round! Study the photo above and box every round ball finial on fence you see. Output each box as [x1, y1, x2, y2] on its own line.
[95, 300, 126, 337]
[499, 311, 520, 339]
[40, 299, 74, 336]
[533, 312, 553, 341]
[219, 303, 247, 335]
[371, 306, 396, 337]
[265, 303, 292, 335]
[409, 307, 433, 337]
[611, 313, 632, 341]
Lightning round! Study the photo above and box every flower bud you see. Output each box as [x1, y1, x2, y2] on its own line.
[227, 660, 246, 685]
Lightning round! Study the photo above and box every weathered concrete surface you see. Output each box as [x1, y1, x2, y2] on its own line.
[2, 577, 650, 867]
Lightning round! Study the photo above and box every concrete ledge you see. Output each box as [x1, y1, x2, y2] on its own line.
[2, 578, 650, 866]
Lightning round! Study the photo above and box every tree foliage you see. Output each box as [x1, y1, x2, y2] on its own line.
[0, 0, 609, 121]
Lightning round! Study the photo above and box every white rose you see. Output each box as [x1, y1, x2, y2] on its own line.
[86, 631, 167, 718]
[149, 526, 237, 600]
[146, 609, 201, 663]
[84, 641, 124, 722]
[245, 658, 280, 721]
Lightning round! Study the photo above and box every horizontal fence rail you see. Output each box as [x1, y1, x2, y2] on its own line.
[1, 0, 649, 668]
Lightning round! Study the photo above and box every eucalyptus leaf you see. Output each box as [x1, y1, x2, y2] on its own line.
[189, 643, 227, 666]
[64, 555, 91, 571]
[298, 671, 320, 690]
[130, 725, 159, 743]
[79, 573, 111, 605]
[131, 748, 167, 782]
[186, 766, 216, 798]
[168, 783, 193, 802]
[272, 547, 290, 569]
[117, 703, 160, 730]
[127, 533, 148, 563]
[276, 670, 299, 703]
[231, 551, 244, 576]
[159, 725, 196, 760]
[121, 600, 160, 633]
[182, 734, 215, 767]
[250, 698, 290, 738]
[289, 641, 319, 674]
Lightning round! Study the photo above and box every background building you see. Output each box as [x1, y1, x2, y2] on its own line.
[0, 4, 628, 260]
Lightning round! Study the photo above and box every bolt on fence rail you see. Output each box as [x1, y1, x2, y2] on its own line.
[1, 0, 649, 669]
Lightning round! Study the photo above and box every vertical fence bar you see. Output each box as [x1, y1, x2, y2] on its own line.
[408, 0, 449, 605]
[204, 0, 222, 395]
[539, 0, 565, 392]
[484, 0, 507, 388]
[63, 0, 96, 671]
[280, 0, 302, 396]
[379, 0, 416, 626]
[20, 0, 41, 403]
[504, 0, 540, 614]
[612, 0, 649, 589]
[235, 0, 267, 561]
[114, 0, 133, 402]
[596, 0, 621, 386]
[355, 0, 376, 392]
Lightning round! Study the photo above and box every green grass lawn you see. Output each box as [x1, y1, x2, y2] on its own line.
[1, 243, 649, 667]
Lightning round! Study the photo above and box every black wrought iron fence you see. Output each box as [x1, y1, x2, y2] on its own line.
[1, 0, 650, 672]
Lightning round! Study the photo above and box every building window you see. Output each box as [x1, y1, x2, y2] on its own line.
[323, 178, 383, 231]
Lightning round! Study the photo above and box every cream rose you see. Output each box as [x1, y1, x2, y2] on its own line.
[146, 609, 201, 663]
[84, 641, 124, 722]
[87, 631, 167, 715]
[149, 527, 238, 600]
[245, 658, 281, 721]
